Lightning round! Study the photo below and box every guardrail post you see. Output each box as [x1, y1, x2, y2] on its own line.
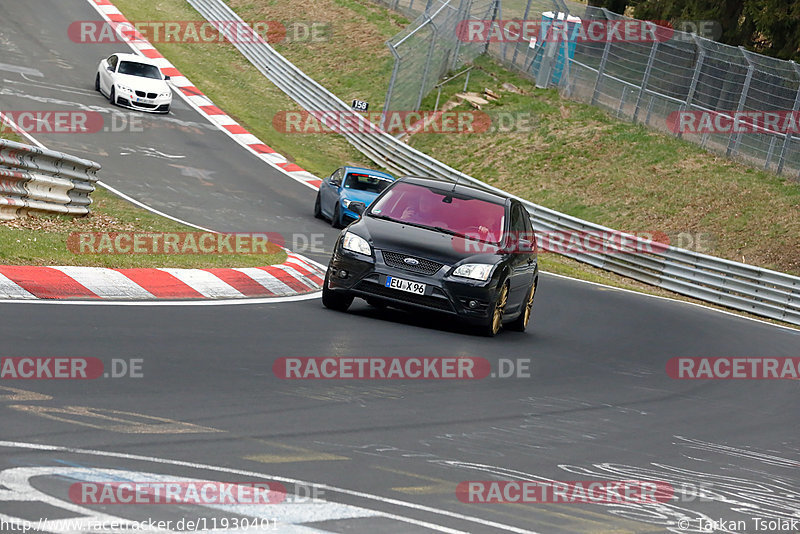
[777, 61, 800, 176]
[590, 11, 613, 106]
[482, 0, 500, 58]
[451, 0, 473, 70]
[633, 40, 658, 123]
[536, 21, 561, 88]
[416, 16, 438, 111]
[382, 42, 402, 130]
[726, 46, 754, 157]
[511, 0, 534, 68]
[677, 35, 705, 139]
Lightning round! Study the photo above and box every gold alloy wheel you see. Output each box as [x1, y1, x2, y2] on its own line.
[492, 283, 509, 335]
[522, 281, 536, 327]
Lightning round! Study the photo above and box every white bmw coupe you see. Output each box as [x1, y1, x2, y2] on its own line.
[96, 53, 172, 114]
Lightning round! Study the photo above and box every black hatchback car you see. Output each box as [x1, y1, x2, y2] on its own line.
[322, 176, 538, 336]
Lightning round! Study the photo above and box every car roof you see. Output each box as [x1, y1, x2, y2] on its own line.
[112, 53, 161, 67]
[343, 167, 395, 180]
[396, 176, 509, 205]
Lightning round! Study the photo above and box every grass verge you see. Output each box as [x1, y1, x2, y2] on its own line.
[0, 184, 286, 268]
[104, 0, 798, 326]
[111, 0, 799, 276]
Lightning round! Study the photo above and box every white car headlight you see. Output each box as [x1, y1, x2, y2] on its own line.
[116, 84, 134, 93]
[342, 199, 353, 208]
[159, 92, 171, 98]
[342, 232, 371, 256]
[452, 263, 494, 281]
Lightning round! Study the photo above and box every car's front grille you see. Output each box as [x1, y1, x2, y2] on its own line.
[382, 251, 443, 275]
[133, 102, 157, 109]
[147, 92, 157, 99]
[355, 280, 453, 311]
[135, 90, 145, 97]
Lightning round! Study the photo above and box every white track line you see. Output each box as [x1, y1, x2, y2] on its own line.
[2, 10, 795, 328]
[0, 441, 539, 534]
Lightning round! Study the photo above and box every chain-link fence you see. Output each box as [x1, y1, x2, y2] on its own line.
[373, 0, 800, 178]
[376, 0, 498, 129]
[557, 6, 800, 177]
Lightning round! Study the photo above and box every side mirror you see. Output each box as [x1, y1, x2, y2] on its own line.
[350, 202, 366, 217]
[499, 235, 535, 254]
[164, 75, 171, 80]
[330, 179, 341, 188]
[517, 238, 534, 253]
[107, 65, 114, 72]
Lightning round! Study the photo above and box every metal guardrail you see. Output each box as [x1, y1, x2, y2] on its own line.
[0, 138, 99, 220]
[188, 0, 800, 326]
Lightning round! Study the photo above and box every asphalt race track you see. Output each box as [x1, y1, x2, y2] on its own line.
[0, 1, 799, 533]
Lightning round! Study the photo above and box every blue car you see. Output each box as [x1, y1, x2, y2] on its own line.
[314, 166, 395, 228]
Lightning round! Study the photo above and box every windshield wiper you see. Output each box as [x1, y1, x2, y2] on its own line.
[431, 226, 463, 237]
[367, 213, 396, 222]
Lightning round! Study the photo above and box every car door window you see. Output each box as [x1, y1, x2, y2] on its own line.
[329, 169, 343, 187]
[510, 204, 526, 235]
[510, 204, 533, 251]
[520, 205, 535, 248]
[107, 55, 118, 71]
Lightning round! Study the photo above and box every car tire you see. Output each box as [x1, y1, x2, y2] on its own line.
[313, 193, 324, 219]
[95, 73, 100, 92]
[322, 270, 353, 312]
[332, 203, 343, 229]
[507, 279, 536, 332]
[482, 281, 509, 337]
[109, 87, 116, 105]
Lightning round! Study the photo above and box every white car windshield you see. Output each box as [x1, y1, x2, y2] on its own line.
[118, 61, 163, 80]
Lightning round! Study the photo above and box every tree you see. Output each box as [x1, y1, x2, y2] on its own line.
[583, 0, 799, 61]
[743, 0, 800, 60]
[586, 0, 630, 15]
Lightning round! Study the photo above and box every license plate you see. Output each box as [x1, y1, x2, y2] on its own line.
[386, 276, 425, 295]
[136, 98, 153, 103]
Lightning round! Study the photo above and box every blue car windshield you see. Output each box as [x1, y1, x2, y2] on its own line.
[343, 173, 392, 194]
[118, 61, 163, 80]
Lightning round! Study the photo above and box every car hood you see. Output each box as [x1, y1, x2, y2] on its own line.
[115, 74, 170, 93]
[340, 189, 381, 206]
[354, 216, 500, 266]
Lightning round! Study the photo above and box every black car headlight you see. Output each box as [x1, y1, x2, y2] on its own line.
[342, 232, 372, 256]
[452, 263, 494, 281]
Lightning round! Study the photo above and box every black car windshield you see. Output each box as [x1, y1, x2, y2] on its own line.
[369, 182, 506, 243]
[343, 173, 393, 194]
[118, 61, 163, 80]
